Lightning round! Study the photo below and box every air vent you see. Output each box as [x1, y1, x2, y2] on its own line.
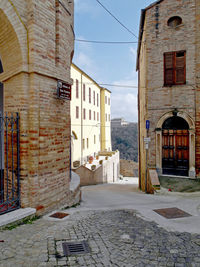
[154, 207, 191, 219]
[50, 212, 69, 219]
[62, 241, 90, 256]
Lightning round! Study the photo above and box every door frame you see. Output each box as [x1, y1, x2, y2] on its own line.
[155, 111, 195, 177]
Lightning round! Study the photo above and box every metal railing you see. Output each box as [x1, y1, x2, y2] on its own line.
[0, 113, 20, 215]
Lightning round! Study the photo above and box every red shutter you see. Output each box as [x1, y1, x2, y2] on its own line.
[164, 52, 174, 86]
[175, 52, 185, 84]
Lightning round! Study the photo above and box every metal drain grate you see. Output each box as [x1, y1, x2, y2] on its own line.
[50, 212, 69, 219]
[62, 241, 90, 256]
[153, 207, 192, 219]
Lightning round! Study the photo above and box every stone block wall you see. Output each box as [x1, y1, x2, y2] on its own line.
[120, 159, 138, 177]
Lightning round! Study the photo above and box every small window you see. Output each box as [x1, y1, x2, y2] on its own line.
[83, 108, 86, 120]
[83, 84, 86, 101]
[76, 80, 79, 98]
[82, 139, 85, 150]
[89, 110, 91, 120]
[87, 138, 89, 149]
[93, 91, 95, 105]
[167, 16, 182, 28]
[94, 111, 96, 120]
[76, 106, 79, 119]
[89, 88, 91, 103]
[94, 135, 96, 144]
[97, 93, 99, 107]
[164, 51, 186, 86]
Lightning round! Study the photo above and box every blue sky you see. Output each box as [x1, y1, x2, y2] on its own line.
[73, 0, 154, 122]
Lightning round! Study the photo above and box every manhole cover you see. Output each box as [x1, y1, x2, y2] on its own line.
[50, 212, 69, 219]
[153, 207, 192, 219]
[62, 241, 90, 256]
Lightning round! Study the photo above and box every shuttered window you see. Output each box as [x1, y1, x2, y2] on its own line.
[164, 51, 186, 86]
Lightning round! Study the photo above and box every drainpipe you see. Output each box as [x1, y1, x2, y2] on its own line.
[81, 73, 83, 164]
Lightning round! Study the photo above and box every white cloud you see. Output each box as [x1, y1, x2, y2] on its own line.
[110, 47, 138, 122]
[74, 0, 99, 18]
[111, 93, 137, 122]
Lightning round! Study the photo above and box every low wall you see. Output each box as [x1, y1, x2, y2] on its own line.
[74, 151, 120, 186]
[120, 159, 138, 177]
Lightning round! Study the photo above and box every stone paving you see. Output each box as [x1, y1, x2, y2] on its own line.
[0, 209, 200, 267]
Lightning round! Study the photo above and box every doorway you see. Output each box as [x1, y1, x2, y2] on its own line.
[162, 116, 189, 176]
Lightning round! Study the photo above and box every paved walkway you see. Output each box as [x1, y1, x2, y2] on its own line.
[0, 178, 200, 267]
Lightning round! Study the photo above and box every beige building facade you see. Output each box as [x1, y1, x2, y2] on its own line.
[71, 64, 112, 167]
[137, 0, 200, 192]
[0, 0, 80, 215]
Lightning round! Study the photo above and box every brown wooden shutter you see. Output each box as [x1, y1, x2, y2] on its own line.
[164, 52, 174, 85]
[175, 52, 185, 84]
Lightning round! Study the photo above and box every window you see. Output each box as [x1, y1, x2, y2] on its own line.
[76, 79, 79, 98]
[105, 96, 107, 104]
[97, 112, 99, 121]
[89, 87, 91, 103]
[82, 139, 85, 150]
[94, 135, 96, 144]
[108, 98, 110, 105]
[168, 16, 182, 28]
[76, 106, 79, 119]
[164, 51, 186, 86]
[93, 91, 95, 105]
[87, 138, 89, 149]
[83, 84, 86, 101]
[89, 109, 91, 120]
[97, 93, 99, 107]
[94, 111, 96, 120]
[83, 108, 86, 120]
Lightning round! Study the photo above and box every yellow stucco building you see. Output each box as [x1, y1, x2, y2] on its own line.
[71, 64, 112, 167]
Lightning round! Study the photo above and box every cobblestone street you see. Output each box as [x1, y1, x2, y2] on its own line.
[1, 181, 200, 267]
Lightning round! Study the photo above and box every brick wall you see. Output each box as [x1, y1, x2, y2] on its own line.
[0, 0, 76, 214]
[138, 0, 198, 192]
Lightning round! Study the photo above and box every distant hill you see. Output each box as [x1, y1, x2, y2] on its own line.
[111, 123, 138, 162]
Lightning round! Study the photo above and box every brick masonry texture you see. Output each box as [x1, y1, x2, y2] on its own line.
[0, 0, 76, 214]
[138, 0, 200, 192]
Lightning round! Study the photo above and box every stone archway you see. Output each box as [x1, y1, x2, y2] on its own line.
[0, 0, 28, 81]
[156, 111, 195, 177]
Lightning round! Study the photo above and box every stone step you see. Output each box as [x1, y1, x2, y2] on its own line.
[0, 208, 36, 229]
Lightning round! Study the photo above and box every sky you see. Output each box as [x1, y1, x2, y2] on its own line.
[73, 0, 155, 122]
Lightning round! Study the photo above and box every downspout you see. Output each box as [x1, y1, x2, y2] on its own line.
[81, 73, 83, 164]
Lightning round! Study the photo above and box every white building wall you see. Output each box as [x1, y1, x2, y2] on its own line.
[104, 90, 112, 151]
[71, 64, 101, 165]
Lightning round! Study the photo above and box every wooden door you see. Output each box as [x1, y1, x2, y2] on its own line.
[162, 129, 189, 176]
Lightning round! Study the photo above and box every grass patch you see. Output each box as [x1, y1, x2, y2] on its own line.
[1, 215, 40, 231]
[160, 176, 200, 192]
[61, 202, 80, 210]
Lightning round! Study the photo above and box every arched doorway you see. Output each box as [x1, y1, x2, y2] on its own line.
[162, 116, 189, 176]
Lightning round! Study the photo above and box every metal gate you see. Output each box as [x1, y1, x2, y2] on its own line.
[0, 113, 20, 215]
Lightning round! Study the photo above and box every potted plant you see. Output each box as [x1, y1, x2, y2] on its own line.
[91, 165, 96, 171]
[88, 156, 93, 164]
